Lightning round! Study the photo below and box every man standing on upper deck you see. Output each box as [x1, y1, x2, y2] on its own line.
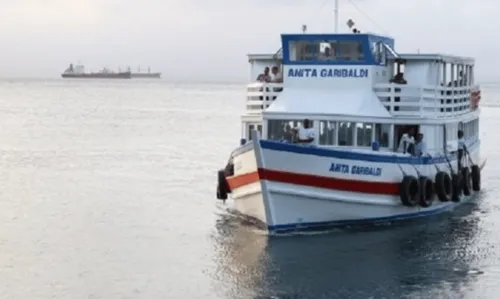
[294, 119, 315, 144]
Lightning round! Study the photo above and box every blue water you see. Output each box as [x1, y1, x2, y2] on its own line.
[0, 79, 499, 298]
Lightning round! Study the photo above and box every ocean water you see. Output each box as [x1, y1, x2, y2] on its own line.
[0, 79, 499, 299]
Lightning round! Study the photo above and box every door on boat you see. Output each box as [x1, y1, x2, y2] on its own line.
[246, 123, 262, 140]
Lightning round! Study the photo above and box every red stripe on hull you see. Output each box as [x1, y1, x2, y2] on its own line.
[227, 172, 260, 190]
[227, 168, 400, 195]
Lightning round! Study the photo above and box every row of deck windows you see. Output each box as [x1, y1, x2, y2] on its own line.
[462, 118, 479, 139]
[266, 119, 478, 149]
[267, 120, 391, 147]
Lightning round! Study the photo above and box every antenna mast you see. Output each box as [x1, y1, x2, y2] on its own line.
[334, 0, 339, 33]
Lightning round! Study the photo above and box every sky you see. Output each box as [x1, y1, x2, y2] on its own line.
[0, 0, 498, 82]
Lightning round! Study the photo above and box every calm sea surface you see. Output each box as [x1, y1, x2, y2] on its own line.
[0, 79, 499, 299]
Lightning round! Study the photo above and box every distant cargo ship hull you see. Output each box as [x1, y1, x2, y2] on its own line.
[61, 72, 132, 79]
[130, 72, 161, 78]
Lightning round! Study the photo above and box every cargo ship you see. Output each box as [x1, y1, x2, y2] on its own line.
[129, 67, 161, 78]
[61, 64, 131, 79]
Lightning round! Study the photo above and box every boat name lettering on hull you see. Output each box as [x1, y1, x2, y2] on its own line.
[287, 68, 369, 78]
[329, 163, 382, 176]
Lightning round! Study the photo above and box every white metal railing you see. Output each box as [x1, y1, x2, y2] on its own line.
[245, 82, 284, 113]
[374, 83, 479, 118]
[244, 82, 479, 117]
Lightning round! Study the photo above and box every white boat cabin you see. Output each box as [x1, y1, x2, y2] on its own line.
[241, 33, 480, 156]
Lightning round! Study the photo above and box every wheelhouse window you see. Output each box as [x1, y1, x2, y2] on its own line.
[371, 41, 387, 66]
[319, 121, 336, 145]
[356, 123, 373, 146]
[337, 41, 363, 61]
[338, 122, 354, 146]
[289, 39, 364, 62]
[267, 119, 312, 142]
[375, 124, 391, 147]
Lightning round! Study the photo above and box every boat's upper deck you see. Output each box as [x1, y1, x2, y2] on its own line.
[243, 33, 479, 123]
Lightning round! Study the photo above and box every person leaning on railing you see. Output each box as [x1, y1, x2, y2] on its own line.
[256, 67, 271, 83]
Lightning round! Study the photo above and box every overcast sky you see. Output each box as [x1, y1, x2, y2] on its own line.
[0, 0, 498, 82]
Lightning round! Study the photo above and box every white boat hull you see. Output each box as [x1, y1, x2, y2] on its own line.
[224, 136, 485, 234]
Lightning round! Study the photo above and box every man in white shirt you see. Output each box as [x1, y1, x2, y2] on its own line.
[397, 127, 415, 154]
[271, 66, 283, 83]
[295, 119, 315, 144]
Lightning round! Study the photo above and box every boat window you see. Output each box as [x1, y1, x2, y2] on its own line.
[319, 121, 336, 145]
[375, 124, 391, 147]
[338, 122, 354, 146]
[248, 124, 255, 141]
[247, 124, 263, 141]
[371, 42, 385, 65]
[267, 119, 311, 142]
[356, 123, 373, 146]
[337, 41, 363, 61]
[293, 41, 321, 61]
[379, 43, 387, 65]
[445, 123, 458, 142]
[463, 119, 478, 140]
[290, 39, 363, 62]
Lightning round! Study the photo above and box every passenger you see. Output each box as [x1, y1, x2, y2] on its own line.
[413, 133, 427, 156]
[319, 47, 332, 60]
[457, 130, 467, 169]
[390, 72, 407, 84]
[256, 67, 271, 82]
[294, 119, 315, 144]
[271, 66, 283, 83]
[397, 127, 415, 154]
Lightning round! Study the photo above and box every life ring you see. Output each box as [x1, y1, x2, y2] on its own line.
[451, 173, 462, 202]
[419, 176, 434, 207]
[216, 169, 229, 200]
[461, 167, 472, 196]
[400, 175, 420, 207]
[434, 171, 452, 202]
[471, 164, 481, 191]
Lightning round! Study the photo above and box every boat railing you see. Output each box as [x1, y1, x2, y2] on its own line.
[245, 82, 283, 113]
[374, 83, 479, 118]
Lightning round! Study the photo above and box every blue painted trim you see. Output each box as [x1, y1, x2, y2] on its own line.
[281, 34, 394, 66]
[259, 139, 480, 165]
[267, 200, 462, 234]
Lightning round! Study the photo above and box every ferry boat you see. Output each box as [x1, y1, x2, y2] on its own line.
[215, 17, 486, 234]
